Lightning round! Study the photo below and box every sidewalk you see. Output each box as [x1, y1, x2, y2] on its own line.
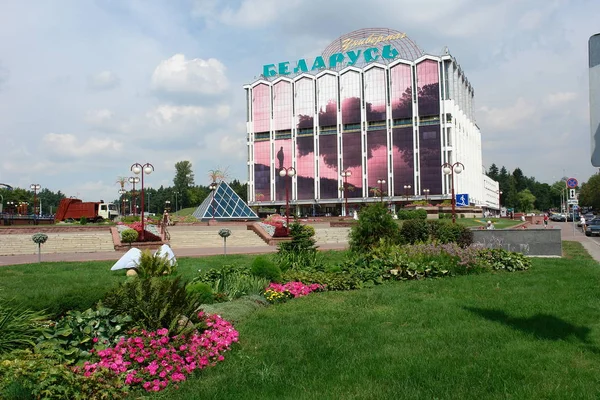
[553, 221, 600, 262]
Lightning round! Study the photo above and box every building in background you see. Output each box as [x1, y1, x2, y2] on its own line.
[244, 28, 498, 216]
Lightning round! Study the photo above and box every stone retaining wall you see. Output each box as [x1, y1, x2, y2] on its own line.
[472, 228, 562, 256]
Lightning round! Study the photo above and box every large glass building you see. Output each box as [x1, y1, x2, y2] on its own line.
[245, 28, 499, 216]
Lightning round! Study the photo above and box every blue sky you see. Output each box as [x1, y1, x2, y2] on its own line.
[0, 0, 598, 203]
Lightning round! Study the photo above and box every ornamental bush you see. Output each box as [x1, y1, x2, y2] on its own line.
[120, 229, 138, 246]
[0, 300, 48, 356]
[250, 255, 282, 283]
[397, 209, 428, 220]
[348, 203, 400, 253]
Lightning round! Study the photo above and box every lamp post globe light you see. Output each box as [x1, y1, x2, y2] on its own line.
[279, 167, 295, 233]
[377, 179, 386, 203]
[118, 189, 127, 216]
[442, 162, 465, 224]
[423, 188, 430, 203]
[131, 163, 154, 241]
[209, 182, 218, 222]
[403, 184, 412, 204]
[128, 176, 140, 215]
[341, 170, 352, 216]
[497, 189, 503, 217]
[30, 184, 41, 216]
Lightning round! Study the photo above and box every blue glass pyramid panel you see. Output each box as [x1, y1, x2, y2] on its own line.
[192, 181, 259, 221]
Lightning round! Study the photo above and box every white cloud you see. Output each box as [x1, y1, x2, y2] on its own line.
[544, 92, 578, 108]
[478, 98, 537, 131]
[84, 109, 114, 125]
[151, 54, 229, 97]
[87, 70, 120, 91]
[42, 133, 123, 157]
[0, 64, 8, 90]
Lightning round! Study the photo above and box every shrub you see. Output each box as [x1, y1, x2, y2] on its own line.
[101, 276, 202, 335]
[275, 223, 322, 271]
[36, 306, 134, 365]
[186, 281, 215, 305]
[399, 219, 430, 244]
[349, 203, 400, 253]
[282, 270, 364, 291]
[80, 217, 88, 225]
[397, 209, 428, 220]
[250, 255, 282, 282]
[0, 349, 128, 400]
[477, 248, 531, 271]
[136, 249, 177, 278]
[120, 228, 138, 246]
[0, 300, 48, 356]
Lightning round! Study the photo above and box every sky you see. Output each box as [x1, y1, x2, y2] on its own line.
[0, 0, 599, 204]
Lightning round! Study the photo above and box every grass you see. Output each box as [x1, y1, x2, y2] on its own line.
[0, 251, 346, 317]
[150, 241, 600, 400]
[456, 217, 524, 229]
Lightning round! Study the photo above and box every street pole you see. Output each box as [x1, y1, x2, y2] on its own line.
[279, 167, 295, 234]
[442, 162, 465, 224]
[377, 179, 385, 204]
[341, 170, 352, 217]
[131, 163, 154, 241]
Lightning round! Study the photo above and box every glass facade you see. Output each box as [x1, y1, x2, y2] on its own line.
[367, 129, 387, 196]
[317, 74, 338, 127]
[417, 60, 441, 195]
[272, 81, 292, 131]
[319, 135, 338, 199]
[252, 83, 270, 133]
[275, 138, 293, 201]
[364, 67, 386, 122]
[342, 132, 362, 198]
[340, 71, 361, 125]
[295, 78, 315, 200]
[417, 60, 440, 116]
[392, 127, 414, 196]
[390, 63, 413, 119]
[253, 140, 271, 201]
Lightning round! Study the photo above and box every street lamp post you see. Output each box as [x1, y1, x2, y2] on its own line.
[118, 189, 126, 216]
[403, 184, 412, 204]
[377, 179, 386, 203]
[423, 189, 430, 204]
[442, 162, 465, 224]
[174, 192, 180, 213]
[128, 176, 140, 215]
[279, 167, 296, 233]
[341, 170, 352, 216]
[209, 182, 218, 223]
[7, 201, 14, 216]
[131, 163, 154, 241]
[30, 184, 40, 216]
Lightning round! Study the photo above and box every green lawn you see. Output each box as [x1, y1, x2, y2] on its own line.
[456, 217, 524, 229]
[151, 241, 600, 400]
[0, 251, 346, 317]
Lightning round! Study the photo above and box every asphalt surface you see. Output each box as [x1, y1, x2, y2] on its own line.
[1, 221, 599, 266]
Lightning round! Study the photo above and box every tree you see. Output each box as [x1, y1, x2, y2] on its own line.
[348, 203, 400, 252]
[229, 179, 248, 203]
[487, 164, 499, 181]
[173, 161, 195, 209]
[517, 189, 536, 212]
[579, 174, 600, 210]
[512, 168, 527, 192]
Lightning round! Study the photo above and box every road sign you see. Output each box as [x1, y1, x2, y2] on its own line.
[455, 193, 469, 207]
[569, 189, 576, 199]
[567, 178, 578, 188]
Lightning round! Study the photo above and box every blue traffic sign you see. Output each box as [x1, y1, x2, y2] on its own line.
[567, 178, 578, 188]
[456, 193, 469, 207]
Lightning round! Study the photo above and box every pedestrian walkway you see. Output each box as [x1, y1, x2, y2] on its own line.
[553, 221, 600, 262]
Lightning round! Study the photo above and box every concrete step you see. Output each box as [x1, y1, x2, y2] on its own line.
[0, 232, 114, 255]
[314, 228, 350, 243]
[168, 230, 266, 248]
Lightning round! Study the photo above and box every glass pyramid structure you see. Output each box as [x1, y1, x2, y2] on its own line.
[192, 181, 259, 222]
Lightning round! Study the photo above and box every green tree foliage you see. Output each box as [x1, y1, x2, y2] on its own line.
[174, 161, 195, 209]
[517, 189, 536, 212]
[579, 174, 600, 210]
[349, 203, 400, 253]
[487, 164, 499, 181]
[229, 179, 248, 203]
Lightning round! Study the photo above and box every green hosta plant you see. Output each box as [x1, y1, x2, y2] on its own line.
[36, 306, 133, 365]
[0, 300, 48, 356]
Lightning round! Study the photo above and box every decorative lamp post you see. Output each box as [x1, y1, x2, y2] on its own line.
[30, 184, 41, 216]
[403, 184, 412, 204]
[128, 176, 140, 215]
[341, 170, 352, 216]
[423, 189, 430, 203]
[164, 200, 171, 212]
[130, 163, 154, 240]
[209, 182, 218, 222]
[118, 189, 126, 216]
[7, 201, 15, 215]
[377, 179, 386, 203]
[279, 166, 296, 233]
[442, 161, 465, 224]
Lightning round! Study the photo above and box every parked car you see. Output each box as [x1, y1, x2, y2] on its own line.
[585, 218, 600, 236]
[550, 213, 566, 222]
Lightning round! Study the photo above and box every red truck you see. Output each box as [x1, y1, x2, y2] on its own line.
[54, 198, 119, 222]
